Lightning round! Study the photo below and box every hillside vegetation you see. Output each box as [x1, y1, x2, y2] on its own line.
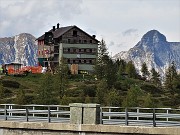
[0, 39, 180, 108]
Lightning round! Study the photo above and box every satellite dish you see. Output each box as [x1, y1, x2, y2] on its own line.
[44, 32, 54, 45]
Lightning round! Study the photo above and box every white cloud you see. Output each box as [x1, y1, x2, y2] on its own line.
[122, 29, 138, 36]
[0, 0, 179, 55]
[0, 0, 83, 37]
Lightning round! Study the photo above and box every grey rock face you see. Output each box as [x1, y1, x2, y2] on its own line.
[113, 30, 180, 76]
[0, 33, 38, 66]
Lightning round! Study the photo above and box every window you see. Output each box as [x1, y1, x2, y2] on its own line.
[73, 30, 77, 37]
[84, 40, 87, 44]
[86, 60, 90, 64]
[80, 49, 84, 52]
[73, 39, 77, 43]
[92, 49, 96, 53]
[68, 39, 71, 43]
[76, 49, 79, 53]
[79, 40, 81, 43]
[70, 48, 74, 53]
[86, 49, 90, 52]
[90, 40, 92, 43]
[67, 59, 70, 63]
[75, 60, 79, 63]
[64, 48, 68, 53]
[70, 59, 73, 64]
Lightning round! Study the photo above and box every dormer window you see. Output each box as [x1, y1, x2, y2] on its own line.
[73, 30, 77, 37]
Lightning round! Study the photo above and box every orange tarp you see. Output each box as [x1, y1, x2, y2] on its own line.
[7, 66, 43, 75]
[31, 66, 42, 74]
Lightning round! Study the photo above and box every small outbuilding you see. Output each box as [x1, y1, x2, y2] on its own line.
[4, 62, 22, 75]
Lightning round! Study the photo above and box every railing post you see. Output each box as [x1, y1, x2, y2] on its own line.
[137, 108, 139, 120]
[33, 106, 35, 117]
[166, 109, 169, 121]
[125, 108, 128, 126]
[9, 105, 12, 116]
[57, 106, 59, 118]
[26, 107, 29, 122]
[100, 107, 102, 124]
[4, 105, 7, 120]
[153, 109, 156, 127]
[108, 108, 111, 120]
[48, 106, 51, 123]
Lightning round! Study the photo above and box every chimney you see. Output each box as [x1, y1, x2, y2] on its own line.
[53, 26, 55, 31]
[57, 23, 60, 29]
[92, 35, 96, 39]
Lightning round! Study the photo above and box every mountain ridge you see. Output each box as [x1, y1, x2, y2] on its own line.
[113, 30, 180, 77]
[0, 33, 38, 66]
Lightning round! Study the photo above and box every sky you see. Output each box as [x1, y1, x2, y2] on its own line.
[0, 0, 180, 56]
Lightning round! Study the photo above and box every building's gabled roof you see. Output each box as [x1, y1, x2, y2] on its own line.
[36, 25, 99, 42]
[37, 26, 73, 40]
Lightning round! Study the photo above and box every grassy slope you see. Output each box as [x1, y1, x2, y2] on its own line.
[0, 73, 176, 107]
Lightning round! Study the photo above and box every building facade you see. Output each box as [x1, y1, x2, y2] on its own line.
[37, 24, 99, 74]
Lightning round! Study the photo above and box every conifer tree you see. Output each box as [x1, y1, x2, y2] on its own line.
[125, 61, 137, 79]
[117, 59, 127, 80]
[34, 72, 55, 105]
[16, 88, 26, 105]
[94, 39, 108, 80]
[164, 62, 180, 106]
[85, 95, 91, 103]
[150, 68, 161, 87]
[143, 93, 155, 108]
[96, 79, 108, 104]
[164, 62, 178, 92]
[54, 57, 69, 101]
[105, 88, 121, 106]
[60, 95, 70, 105]
[0, 80, 5, 99]
[141, 62, 150, 80]
[94, 39, 117, 88]
[103, 55, 117, 88]
[98, 39, 108, 59]
[122, 85, 141, 107]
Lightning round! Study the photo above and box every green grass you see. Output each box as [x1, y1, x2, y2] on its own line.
[0, 73, 179, 108]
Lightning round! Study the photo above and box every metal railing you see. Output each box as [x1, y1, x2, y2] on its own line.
[1, 104, 180, 127]
[101, 107, 180, 127]
[0, 104, 70, 123]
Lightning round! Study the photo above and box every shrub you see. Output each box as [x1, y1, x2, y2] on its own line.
[2, 80, 20, 88]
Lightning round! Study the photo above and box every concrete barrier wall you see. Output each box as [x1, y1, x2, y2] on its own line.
[0, 103, 180, 135]
[0, 121, 180, 135]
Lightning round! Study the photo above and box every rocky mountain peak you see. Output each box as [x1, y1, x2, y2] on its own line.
[113, 30, 180, 77]
[141, 30, 167, 44]
[0, 33, 38, 66]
